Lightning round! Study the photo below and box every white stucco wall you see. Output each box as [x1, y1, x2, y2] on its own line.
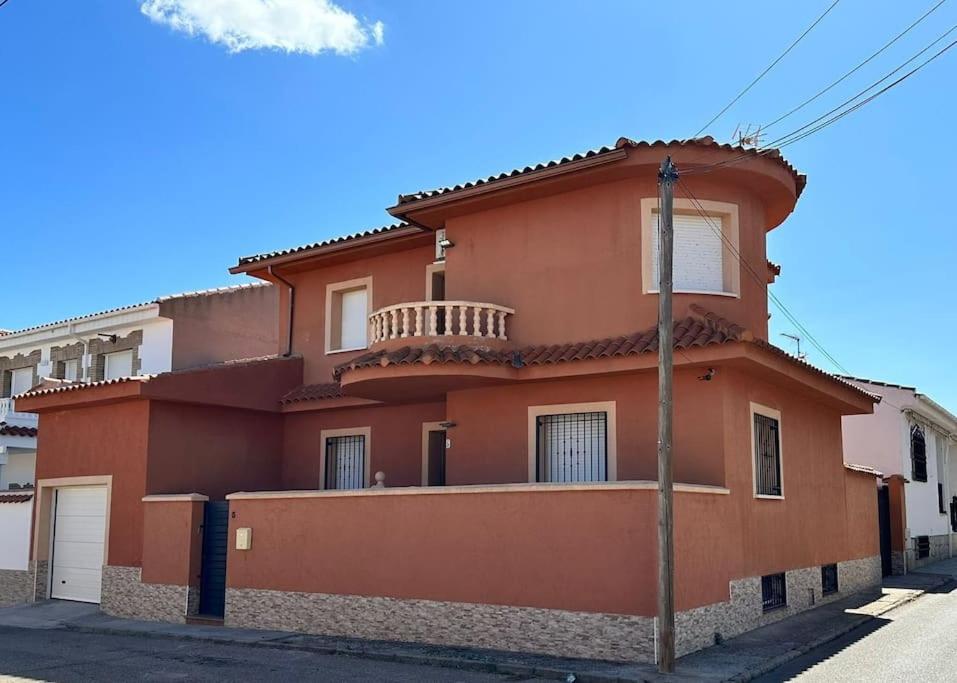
[139, 318, 174, 375]
[0, 501, 32, 571]
[842, 384, 914, 477]
[905, 427, 951, 538]
[843, 381, 955, 540]
[0, 451, 36, 489]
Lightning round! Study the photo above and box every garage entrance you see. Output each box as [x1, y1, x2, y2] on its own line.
[50, 486, 108, 603]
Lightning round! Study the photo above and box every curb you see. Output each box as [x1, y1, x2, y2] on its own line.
[62, 624, 580, 680]
[728, 576, 954, 682]
[56, 577, 955, 683]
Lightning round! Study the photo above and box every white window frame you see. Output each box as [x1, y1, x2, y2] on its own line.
[750, 402, 784, 500]
[527, 401, 617, 483]
[324, 277, 373, 355]
[10, 367, 35, 396]
[103, 349, 134, 381]
[319, 427, 371, 490]
[640, 197, 741, 298]
[63, 359, 80, 382]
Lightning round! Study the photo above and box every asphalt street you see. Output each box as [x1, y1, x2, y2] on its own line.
[755, 581, 957, 682]
[0, 626, 533, 682]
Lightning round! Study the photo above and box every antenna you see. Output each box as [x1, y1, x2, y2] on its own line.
[780, 333, 806, 360]
[731, 123, 764, 148]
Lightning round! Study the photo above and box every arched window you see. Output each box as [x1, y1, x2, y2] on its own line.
[911, 424, 927, 482]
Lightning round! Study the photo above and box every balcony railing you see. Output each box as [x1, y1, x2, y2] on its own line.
[369, 301, 515, 344]
[0, 397, 37, 426]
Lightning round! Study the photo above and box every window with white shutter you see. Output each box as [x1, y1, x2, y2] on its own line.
[325, 277, 372, 354]
[104, 350, 134, 380]
[10, 367, 34, 396]
[651, 213, 725, 293]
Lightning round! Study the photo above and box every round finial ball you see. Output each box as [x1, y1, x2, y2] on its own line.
[375, 471, 386, 484]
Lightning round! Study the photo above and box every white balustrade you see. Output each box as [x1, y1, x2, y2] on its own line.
[0, 398, 38, 427]
[368, 301, 515, 344]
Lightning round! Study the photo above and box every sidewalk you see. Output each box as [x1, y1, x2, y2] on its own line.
[0, 569, 953, 682]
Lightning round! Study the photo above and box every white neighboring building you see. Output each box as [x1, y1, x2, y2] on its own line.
[842, 377, 957, 572]
[0, 284, 277, 597]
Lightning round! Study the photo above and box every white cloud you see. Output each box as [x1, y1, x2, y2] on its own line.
[140, 0, 385, 56]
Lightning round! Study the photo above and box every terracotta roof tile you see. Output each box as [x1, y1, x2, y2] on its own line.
[396, 136, 805, 204]
[280, 383, 342, 405]
[2, 283, 271, 338]
[334, 310, 744, 380]
[0, 492, 34, 504]
[0, 423, 37, 437]
[234, 223, 415, 269]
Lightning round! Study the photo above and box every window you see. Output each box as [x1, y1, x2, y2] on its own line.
[916, 535, 930, 559]
[64, 359, 80, 382]
[761, 573, 787, 612]
[55, 359, 80, 381]
[940, 483, 946, 515]
[527, 402, 617, 483]
[911, 424, 927, 482]
[652, 214, 724, 293]
[324, 435, 366, 490]
[821, 564, 838, 595]
[752, 406, 783, 497]
[9, 367, 34, 396]
[325, 277, 372, 354]
[536, 412, 608, 483]
[641, 198, 740, 297]
[103, 350, 134, 380]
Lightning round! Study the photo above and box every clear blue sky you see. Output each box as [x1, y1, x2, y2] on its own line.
[1, 1, 955, 408]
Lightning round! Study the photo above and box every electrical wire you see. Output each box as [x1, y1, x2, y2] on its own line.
[683, 26, 957, 176]
[676, 179, 852, 375]
[693, 0, 842, 137]
[761, 0, 949, 132]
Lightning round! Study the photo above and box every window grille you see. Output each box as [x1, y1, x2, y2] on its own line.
[536, 412, 608, 483]
[761, 573, 787, 612]
[911, 424, 927, 482]
[821, 564, 838, 595]
[325, 435, 366, 490]
[754, 413, 782, 496]
[916, 535, 930, 559]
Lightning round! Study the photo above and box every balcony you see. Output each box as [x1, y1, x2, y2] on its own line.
[337, 301, 516, 401]
[368, 301, 515, 349]
[0, 397, 37, 428]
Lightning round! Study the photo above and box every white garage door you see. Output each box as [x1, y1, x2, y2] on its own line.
[51, 486, 107, 603]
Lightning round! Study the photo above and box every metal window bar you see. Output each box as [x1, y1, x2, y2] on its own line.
[325, 435, 365, 490]
[536, 412, 608, 483]
[917, 535, 930, 559]
[911, 425, 927, 482]
[754, 414, 782, 496]
[761, 573, 787, 612]
[821, 564, 838, 595]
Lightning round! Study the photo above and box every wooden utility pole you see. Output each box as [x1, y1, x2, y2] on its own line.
[656, 156, 678, 673]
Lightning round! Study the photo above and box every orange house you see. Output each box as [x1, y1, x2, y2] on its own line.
[17, 137, 881, 663]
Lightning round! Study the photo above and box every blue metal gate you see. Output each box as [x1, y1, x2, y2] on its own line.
[199, 501, 229, 618]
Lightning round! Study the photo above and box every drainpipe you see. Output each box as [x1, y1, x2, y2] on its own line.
[66, 323, 92, 382]
[268, 266, 295, 357]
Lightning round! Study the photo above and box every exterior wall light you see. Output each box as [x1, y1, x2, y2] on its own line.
[439, 421, 457, 429]
[438, 238, 454, 249]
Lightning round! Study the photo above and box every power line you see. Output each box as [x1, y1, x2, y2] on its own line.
[676, 179, 851, 375]
[693, 0, 842, 137]
[683, 25, 957, 176]
[762, 0, 949, 132]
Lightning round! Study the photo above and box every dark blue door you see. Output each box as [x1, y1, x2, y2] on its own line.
[199, 501, 229, 618]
